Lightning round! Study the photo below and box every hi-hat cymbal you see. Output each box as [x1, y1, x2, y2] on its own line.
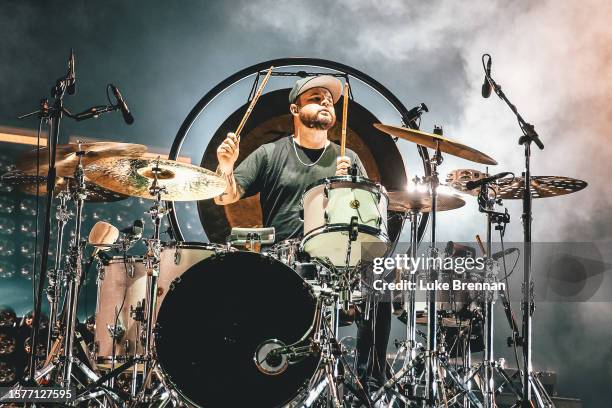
[16, 142, 148, 178]
[85, 157, 227, 201]
[388, 188, 465, 213]
[0, 171, 128, 202]
[373, 123, 498, 165]
[496, 176, 587, 199]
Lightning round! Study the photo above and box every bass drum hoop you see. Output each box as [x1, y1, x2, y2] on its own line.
[155, 251, 321, 408]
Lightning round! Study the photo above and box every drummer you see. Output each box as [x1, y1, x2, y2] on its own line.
[213, 75, 365, 241]
[214, 75, 390, 396]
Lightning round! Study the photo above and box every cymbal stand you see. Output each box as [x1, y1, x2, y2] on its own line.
[46, 187, 71, 354]
[59, 143, 89, 387]
[138, 159, 169, 399]
[404, 210, 421, 394]
[478, 183, 506, 408]
[425, 136, 443, 406]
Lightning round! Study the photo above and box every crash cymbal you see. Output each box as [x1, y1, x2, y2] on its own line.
[16, 142, 147, 178]
[388, 188, 465, 213]
[373, 123, 498, 165]
[496, 176, 587, 199]
[0, 171, 128, 202]
[84, 157, 226, 201]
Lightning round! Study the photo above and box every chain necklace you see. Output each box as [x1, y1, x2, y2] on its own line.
[292, 137, 329, 167]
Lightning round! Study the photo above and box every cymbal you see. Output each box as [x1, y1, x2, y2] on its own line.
[388, 189, 465, 213]
[373, 123, 498, 165]
[84, 157, 227, 201]
[16, 142, 147, 178]
[496, 176, 587, 199]
[0, 171, 128, 202]
[446, 168, 489, 196]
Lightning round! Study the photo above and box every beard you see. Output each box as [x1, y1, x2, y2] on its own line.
[299, 108, 336, 130]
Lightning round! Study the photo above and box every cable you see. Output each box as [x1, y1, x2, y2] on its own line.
[499, 227, 522, 379]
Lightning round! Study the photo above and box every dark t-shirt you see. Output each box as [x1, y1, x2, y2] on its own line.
[234, 135, 367, 241]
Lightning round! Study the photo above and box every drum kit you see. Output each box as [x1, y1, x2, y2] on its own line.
[1, 119, 587, 407]
[2, 54, 588, 408]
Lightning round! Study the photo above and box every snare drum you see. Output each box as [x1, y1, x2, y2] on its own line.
[301, 176, 389, 267]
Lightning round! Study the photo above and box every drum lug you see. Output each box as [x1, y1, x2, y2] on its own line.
[174, 248, 181, 265]
[324, 180, 332, 199]
[107, 323, 125, 341]
[324, 211, 329, 224]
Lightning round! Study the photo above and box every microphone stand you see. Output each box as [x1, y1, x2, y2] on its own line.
[484, 63, 553, 408]
[24, 52, 75, 381]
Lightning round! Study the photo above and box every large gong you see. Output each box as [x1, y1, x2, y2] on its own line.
[168, 58, 430, 244]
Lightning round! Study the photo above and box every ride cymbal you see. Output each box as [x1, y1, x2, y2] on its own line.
[373, 123, 497, 165]
[84, 157, 226, 201]
[16, 142, 147, 178]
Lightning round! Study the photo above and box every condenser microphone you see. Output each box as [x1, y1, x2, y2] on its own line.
[481, 55, 492, 98]
[465, 172, 512, 190]
[110, 84, 134, 124]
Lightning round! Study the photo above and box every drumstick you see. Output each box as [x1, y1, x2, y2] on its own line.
[235, 66, 274, 141]
[475, 234, 487, 257]
[340, 82, 349, 157]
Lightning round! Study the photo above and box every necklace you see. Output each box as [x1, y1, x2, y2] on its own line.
[292, 137, 328, 167]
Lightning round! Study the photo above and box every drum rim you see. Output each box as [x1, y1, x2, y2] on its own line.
[301, 223, 390, 250]
[303, 175, 389, 199]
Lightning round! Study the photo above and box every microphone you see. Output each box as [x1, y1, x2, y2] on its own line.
[74, 105, 115, 121]
[465, 172, 511, 190]
[481, 55, 492, 98]
[405, 103, 429, 123]
[491, 247, 519, 261]
[121, 219, 144, 240]
[67, 49, 76, 95]
[110, 84, 134, 125]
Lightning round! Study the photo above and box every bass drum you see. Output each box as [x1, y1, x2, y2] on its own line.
[155, 251, 320, 408]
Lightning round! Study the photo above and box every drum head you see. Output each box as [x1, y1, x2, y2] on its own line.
[156, 251, 319, 408]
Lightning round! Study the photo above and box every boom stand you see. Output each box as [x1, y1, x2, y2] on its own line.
[485, 67, 553, 408]
[26, 52, 75, 380]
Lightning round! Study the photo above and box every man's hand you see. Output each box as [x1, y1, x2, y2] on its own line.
[336, 156, 351, 176]
[217, 132, 239, 173]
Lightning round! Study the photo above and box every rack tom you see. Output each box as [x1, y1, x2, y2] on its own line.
[301, 176, 389, 267]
